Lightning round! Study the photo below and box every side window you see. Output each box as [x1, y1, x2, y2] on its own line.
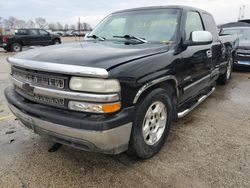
[28, 29, 39, 35]
[185, 11, 204, 40]
[202, 13, 218, 41]
[39, 29, 48, 35]
[16, 29, 28, 35]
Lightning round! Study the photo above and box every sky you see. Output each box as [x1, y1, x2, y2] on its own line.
[0, 0, 250, 27]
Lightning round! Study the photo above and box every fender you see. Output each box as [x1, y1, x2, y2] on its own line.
[133, 75, 179, 104]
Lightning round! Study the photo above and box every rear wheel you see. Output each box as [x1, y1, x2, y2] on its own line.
[3, 46, 11, 52]
[10, 43, 22, 52]
[53, 39, 61, 45]
[217, 55, 233, 85]
[128, 88, 173, 159]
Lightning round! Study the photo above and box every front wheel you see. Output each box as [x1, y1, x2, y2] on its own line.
[217, 55, 233, 85]
[53, 39, 61, 45]
[128, 88, 173, 159]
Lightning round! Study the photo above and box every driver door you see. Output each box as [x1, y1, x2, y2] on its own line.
[180, 11, 213, 102]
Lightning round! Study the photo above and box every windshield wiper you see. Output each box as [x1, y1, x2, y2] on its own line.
[113, 35, 148, 43]
[87, 35, 105, 41]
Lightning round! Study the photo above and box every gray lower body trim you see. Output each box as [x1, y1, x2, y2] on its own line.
[9, 104, 132, 154]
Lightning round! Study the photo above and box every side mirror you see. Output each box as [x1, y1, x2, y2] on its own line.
[185, 31, 213, 46]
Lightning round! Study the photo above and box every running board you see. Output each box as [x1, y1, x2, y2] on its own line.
[178, 87, 215, 118]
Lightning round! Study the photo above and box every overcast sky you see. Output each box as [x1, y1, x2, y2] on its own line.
[0, 0, 249, 27]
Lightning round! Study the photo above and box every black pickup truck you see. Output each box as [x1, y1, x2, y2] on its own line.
[5, 6, 235, 159]
[2, 28, 61, 52]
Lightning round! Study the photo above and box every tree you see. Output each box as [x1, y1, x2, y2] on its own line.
[70, 24, 76, 30]
[35, 17, 47, 28]
[82, 22, 92, 31]
[0, 17, 3, 28]
[4, 16, 18, 28]
[64, 24, 69, 30]
[15, 19, 26, 28]
[56, 22, 63, 30]
[26, 20, 35, 28]
[48, 22, 57, 30]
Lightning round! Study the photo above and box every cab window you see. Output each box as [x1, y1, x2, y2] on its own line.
[185, 11, 204, 40]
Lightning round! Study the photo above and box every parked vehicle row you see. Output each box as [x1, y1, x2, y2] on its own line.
[220, 26, 250, 69]
[1, 28, 61, 52]
[52, 30, 88, 37]
[5, 6, 237, 159]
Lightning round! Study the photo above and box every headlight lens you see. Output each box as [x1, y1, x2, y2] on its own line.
[69, 77, 120, 93]
[68, 101, 121, 113]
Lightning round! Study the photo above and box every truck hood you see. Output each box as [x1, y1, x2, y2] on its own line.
[14, 41, 169, 70]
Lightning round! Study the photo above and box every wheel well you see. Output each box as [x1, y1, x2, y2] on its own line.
[135, 79, 179, 121]
[135, 79, 178, 104]
[54, 38, 61, 42]
[11, 41, 23, 46]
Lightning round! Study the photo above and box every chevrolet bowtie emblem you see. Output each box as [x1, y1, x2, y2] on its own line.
[22, 83, 34, 93]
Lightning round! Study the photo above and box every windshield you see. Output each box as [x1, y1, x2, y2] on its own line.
[89, 9, 181, 43]
[222, 28, 250, 41]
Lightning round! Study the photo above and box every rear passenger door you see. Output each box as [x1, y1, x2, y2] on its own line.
[16, 29, 30, 45]
[27, 29, 40, 46]
[180, 11, 213, 102]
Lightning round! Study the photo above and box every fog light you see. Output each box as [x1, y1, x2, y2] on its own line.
[68, 101, 121, 113]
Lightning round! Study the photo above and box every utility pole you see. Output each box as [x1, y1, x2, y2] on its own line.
[238, 7, 242, 21]
[238, 5, 246, 20]
[241, 5, 246, 19]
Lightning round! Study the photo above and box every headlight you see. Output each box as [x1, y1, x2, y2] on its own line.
[68, 101, 121, 113]
[69, 77, 120, 93]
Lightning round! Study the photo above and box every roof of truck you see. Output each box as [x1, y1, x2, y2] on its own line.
[113, 5, 210, 15]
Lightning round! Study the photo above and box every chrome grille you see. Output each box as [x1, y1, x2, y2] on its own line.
[12, 67, 66, 89]
[15, 86, 65, 107]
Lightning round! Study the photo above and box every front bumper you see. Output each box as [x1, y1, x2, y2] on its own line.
[234, 50, 250, 69]
[5, 87, 134, 154]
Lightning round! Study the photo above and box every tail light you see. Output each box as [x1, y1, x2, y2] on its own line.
[2, 36, 8, 43]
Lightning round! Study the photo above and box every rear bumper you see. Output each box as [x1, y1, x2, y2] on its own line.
[5, 87, 134, 154]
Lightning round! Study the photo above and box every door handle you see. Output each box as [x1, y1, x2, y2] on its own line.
[206, 50, 212, 58]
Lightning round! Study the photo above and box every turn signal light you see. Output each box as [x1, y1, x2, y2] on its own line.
[102, 102, 121, 113]
[68, 101, 121, 113]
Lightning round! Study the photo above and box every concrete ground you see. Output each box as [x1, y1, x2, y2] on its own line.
[0, 40, 249, 187]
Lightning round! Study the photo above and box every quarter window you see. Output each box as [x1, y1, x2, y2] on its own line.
[185, 11, 204, 40]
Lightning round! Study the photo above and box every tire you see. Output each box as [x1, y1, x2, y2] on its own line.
[53, 39, 61, 45]
[3, 46, 11, 52]
[127, 87, 173, 159]
[217, 55, 233, 85]
[10, 43, 22, 52]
